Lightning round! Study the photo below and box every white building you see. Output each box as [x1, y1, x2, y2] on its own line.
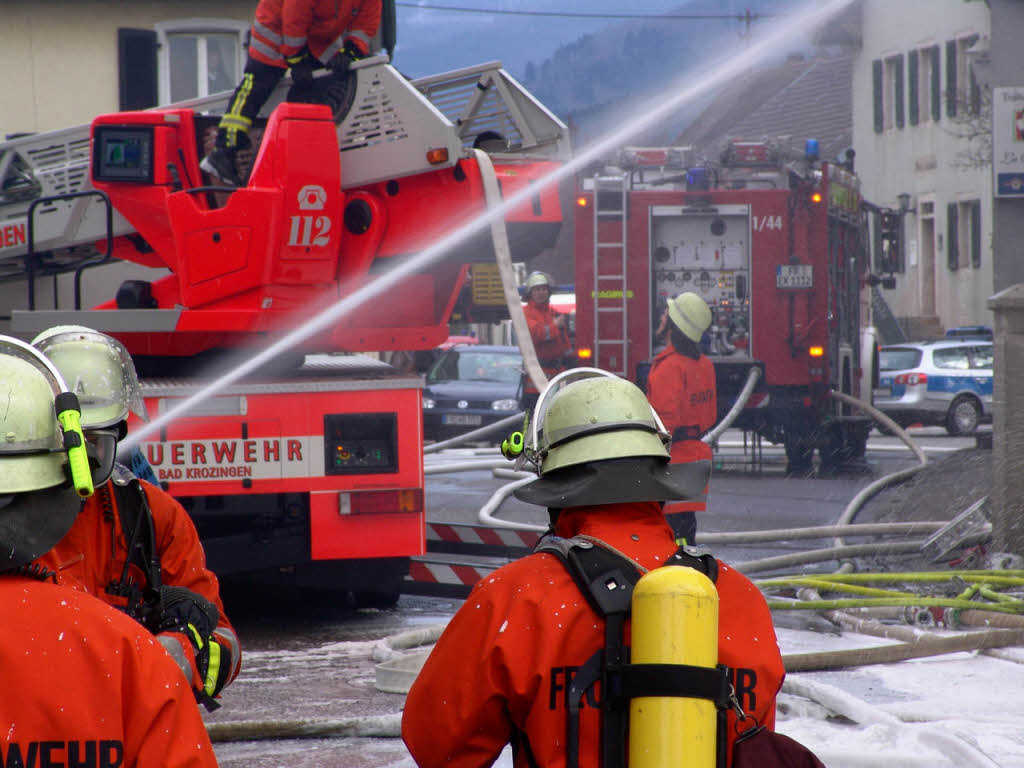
[0, 1, 255, 138]
[853, 0, 992, 340]
[0, 2, 256, 330]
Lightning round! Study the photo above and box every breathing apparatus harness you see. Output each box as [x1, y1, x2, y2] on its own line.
[502, 369, 751, 767]
[535, 534, 736, 768]
[99, 467, 225, 712]
[102, 466, 164, 634]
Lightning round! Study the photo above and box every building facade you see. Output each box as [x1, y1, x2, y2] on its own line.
[853, 0, 993, 340]
[1, 1, 255, 139]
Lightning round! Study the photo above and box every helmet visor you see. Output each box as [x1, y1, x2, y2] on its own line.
[85, 428, 119, 487]
[33, 329, 148, 428]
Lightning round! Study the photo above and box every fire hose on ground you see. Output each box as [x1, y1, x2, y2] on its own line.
[348, 373, 1005, 750]
[715, 389, 937, 576]
[209, 424, 1020, 748]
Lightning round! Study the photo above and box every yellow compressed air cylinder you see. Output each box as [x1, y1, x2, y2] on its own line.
[629, 565, 719, 768]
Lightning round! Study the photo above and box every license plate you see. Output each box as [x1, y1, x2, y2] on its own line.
[873, 387, 891, 398]
[776, 264, 813, 288]
[443, 414, 483, 426]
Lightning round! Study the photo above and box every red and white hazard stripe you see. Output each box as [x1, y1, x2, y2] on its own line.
[409, 558, 498, 587]
[427, 522, 541, 549]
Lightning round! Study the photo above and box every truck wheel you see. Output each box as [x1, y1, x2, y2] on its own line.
[843, 423, 869, 460]
[784, 437, 814, 472]
[945, 396, 981, 435]
[817, 425, 845, 471]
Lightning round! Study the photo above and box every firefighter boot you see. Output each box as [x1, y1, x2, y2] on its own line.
[200, 146, 243, 188]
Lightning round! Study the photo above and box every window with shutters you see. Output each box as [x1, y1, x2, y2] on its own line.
[911, 45, 939, 125]
[957, 35, 981, 116]
[947, 34, 981, 118]
[949, 200, 981, 271]
[154, 19, 249, 104]
[882, 55, 904, 130]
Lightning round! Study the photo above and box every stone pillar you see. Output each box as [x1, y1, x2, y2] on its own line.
[987, 284, 1024, 555]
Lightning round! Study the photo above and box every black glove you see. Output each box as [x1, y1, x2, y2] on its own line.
[157, 586, 230, 710]
[328, 41, 364, 73]
[157, 585, 218, 640]
[286, 52, 314, 88]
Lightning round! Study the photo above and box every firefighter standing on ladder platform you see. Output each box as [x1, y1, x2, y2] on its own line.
[0, 336, 218, 765]
[522, 270, 573, 410]
[403, 372, 787, 768]
[646, 291, 717, 546]
[33, 326, 241, 712]
[201, 0, 382, 187]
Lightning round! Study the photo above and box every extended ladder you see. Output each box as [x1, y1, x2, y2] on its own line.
[590, 173, 629, 377]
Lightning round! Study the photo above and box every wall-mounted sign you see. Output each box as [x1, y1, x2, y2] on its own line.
[993, 86, 1024, 197]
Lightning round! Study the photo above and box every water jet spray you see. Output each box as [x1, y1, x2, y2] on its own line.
[122, 0, 855, 451]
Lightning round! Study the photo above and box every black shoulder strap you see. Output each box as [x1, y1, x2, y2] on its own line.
[107, 469, 163, 629]
[535, 536, 642, 616]
[534, 535, 729, 768]
[666, 543, 720, 583]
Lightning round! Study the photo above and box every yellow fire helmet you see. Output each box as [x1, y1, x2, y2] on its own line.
[667, 292, 712, 343]
[0, 336, 88, 571]
[512, 368, 710, 508]
[525, 270, 553, 290]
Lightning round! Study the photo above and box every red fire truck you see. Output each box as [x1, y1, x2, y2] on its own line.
[1, 58, 567, 600]
[574, 141, 873, 468]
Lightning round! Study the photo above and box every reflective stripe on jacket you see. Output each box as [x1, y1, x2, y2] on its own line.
[402, 502, 785, 768]
[251, 0, 382, 66]
[0, 574, 217, 766]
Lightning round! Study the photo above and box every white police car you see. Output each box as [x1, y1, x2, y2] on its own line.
[874, 339, 993, 435]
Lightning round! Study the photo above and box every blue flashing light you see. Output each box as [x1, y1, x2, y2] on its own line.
[805, 139, 820, 161]
[686, 167, 710, 190]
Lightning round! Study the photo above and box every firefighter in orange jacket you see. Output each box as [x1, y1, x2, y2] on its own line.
[403, 372, 785, 768]
[202, 0, 382, 186]
[646, 291, 717, 546]
[0, 336, 218, 767]
[522, 271, 572, 409]
[33, 326, 241, 712]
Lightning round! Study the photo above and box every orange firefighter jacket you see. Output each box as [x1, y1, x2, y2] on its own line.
[523, 300, 571, 394]
[37, 473, 241, 696]
[0, 573, 218, 767]
[402, 502, 785, 768]
[251, 0, 381, 67]
[646, 348, 717, 514]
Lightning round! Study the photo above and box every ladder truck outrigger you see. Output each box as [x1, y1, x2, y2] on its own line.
[0, 56, 568, 602]
[574, 140, 876, 469]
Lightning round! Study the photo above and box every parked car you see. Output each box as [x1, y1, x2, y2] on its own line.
[873, 339, 993, 435]
[422, 344, 524, 441]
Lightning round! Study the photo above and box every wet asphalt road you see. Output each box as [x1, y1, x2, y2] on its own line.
[203, 429, 978, 767]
